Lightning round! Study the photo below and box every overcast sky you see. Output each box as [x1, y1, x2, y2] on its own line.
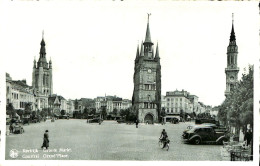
[0, 1, 258, 107]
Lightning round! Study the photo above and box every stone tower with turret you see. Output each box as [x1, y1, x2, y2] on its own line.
[225, 14, 239, 97]
[132, 15, 161, 123]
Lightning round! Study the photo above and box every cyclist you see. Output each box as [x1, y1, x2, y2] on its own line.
[160, 129, 168, 149]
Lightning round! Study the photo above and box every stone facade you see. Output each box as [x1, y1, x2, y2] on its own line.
[94, 96, 131, 114]
[6, 73, 35, 111]
[132, 16, 161, 123]
[165, 90, 194, 115]
[48, 95, 67, 115]
[225, 14, 239, 96]
[32, 34, 53, 111]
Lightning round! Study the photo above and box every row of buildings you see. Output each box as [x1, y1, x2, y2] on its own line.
[6, 69, 211, 119]
[162, 89, 212, 116]
[6, 72, 132, 117]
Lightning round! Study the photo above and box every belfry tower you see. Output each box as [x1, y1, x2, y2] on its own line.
[225, 14, 239, 97]
[32, 32, 53, 110]
[132, 14, 161, 123]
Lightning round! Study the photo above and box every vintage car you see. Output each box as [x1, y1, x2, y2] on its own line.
[13, 123, 24, 134]
[195, 118, 219, 125]
[171, 117, 179, 124]
[23, 117, 30, 125]
[117, 119, 125, 123]
[182, 126, 229, 145]
[88, 118, 103, 123]
[31, 117, 41, 123]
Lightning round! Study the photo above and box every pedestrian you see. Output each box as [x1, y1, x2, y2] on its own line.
[9, 123, 14, 134]
[135, 119, 139, 128]
[41, 130, 49, 150]
[244, 129, 253, 146]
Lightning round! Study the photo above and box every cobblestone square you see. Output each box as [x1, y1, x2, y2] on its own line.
[6, 120, 226, 160]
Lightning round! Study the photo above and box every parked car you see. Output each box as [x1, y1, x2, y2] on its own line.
[195, 118, 219, 125]
[182, 126, 229, 145]
[13, 122, 24, 134]
[89, 118, 103, 123]
[32, 117, 40, 123]
[171, 117, 179, 124]
[117, 119, 125, 123]
[23, 118, 30, 125]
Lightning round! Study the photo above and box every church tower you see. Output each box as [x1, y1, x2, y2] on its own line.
[132, 14, 161, 123]
[32, 32, 53, 110]
[225, 14, 239, 97]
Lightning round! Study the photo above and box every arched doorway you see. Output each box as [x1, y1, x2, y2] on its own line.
[144, 113, 154, 124]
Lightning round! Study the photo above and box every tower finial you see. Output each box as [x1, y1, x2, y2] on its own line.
[42, 30, 44, 39]
[232, 13, 234, 25]
[147, 13, 151, 23]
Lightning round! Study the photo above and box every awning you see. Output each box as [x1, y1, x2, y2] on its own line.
[164, 115, 180, 120]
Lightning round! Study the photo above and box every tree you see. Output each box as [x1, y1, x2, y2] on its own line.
[101, 106, 107, 119]
[16, 109, 24, 117]
[218, 65, 253, 140]
[160, 107, 166, 118]
[120, 107, 136, 121]
[83, 107, 89, 118]
[40, 108, 48, 117]
[24, 103, 32, 115]
[74, 99, 79, 110]
[112, 108, 118, 116]
[32, 111, 37, 118]
[6, 103, 16, 118]
[90, 108, 96, 115]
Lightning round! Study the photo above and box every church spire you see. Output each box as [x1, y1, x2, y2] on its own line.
[144, 13, 153, 44]
[38, 31, 48, 68]
[229, 13, 236, 43]
[40, 30, 46, 57]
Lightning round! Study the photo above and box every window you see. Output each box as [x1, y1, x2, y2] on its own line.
[167, 98, 170, 102]
[144, 102, 149, 108]
[148, 95, 151, 101]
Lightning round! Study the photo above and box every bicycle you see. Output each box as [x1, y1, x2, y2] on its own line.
[158, 138, 170, 151]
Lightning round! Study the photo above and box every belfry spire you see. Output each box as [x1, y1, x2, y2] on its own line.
[229, 13, 236, 43]
[144, 13, 152, 44]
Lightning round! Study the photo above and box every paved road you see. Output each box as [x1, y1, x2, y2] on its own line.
[6, 119, 225, 160]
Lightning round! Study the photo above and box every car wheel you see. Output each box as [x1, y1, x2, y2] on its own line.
[193, 138, 201, 145]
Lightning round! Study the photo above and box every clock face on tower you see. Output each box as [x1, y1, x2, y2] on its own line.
[230, 76, 234, 82]
[148, 69, 152, 73]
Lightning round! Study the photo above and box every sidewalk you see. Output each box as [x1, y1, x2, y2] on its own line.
[220, 141, 253, 161]
[220, 146, 231, 161]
